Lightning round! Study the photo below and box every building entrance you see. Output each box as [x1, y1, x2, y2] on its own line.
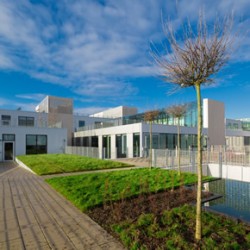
[4, 142, 14, 161]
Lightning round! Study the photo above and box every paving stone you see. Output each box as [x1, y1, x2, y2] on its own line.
[0, 228, 21, 243]
[0, 162, 125, 250]
[0, 238, 24, 250]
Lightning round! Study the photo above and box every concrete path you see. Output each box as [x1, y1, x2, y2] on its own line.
[0, 162, 125, 250]
[113, 157, 150, 168]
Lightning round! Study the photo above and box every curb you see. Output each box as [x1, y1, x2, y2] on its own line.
[15, 157, 37, 175]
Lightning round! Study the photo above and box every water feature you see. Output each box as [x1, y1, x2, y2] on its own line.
[204, 179, 250, 223]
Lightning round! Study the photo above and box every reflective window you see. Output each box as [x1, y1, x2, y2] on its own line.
[18, 116, 35, 127]
[26, 135, 47, 154]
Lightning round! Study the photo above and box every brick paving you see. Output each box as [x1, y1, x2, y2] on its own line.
[0, 162, 125, 250]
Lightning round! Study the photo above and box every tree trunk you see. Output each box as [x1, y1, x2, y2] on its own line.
[195, 83, 203, 241]
[149, 121, 152, 169]
[177, 118, 181, 175]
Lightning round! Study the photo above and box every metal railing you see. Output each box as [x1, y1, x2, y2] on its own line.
[152, 148, 250, 168]
[65, 146, 99, 158]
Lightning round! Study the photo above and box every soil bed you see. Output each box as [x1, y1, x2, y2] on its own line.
[87, 188, 250, 249]
[88, 187, 201, 227]
[87, 188, 209, 241]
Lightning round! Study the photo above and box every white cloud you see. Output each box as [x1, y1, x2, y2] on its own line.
[0, 0, 250, 103]
[0, 96, 36, 111]
[15, 93, 46, 101]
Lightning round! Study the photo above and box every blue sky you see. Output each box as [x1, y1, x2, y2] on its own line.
[0, 0, 250, 118]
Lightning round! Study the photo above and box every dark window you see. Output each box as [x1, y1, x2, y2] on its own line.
[78, 120, 85, 127]
[244, 137, 250, 146]
[1, 115, 11, 126]
[18, 116, 35, 127]
[91, 136, 98, 147]
[3, 134, 15, 141]
[26, 135, 47, 154]
[82, 137, 89, 147]
[75, 137, 81, 146]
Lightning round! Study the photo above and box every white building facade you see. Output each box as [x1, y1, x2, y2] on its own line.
[1, 95, 250, 161]
[73, 99, 250, 159]
[0, 109, 67, 161]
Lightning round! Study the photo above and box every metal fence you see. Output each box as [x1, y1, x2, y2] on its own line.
[152, 148, 250, 168]
[152, 149, 208, 175]
[65, 146, 99, 158]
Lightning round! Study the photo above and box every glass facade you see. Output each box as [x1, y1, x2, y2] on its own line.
[242, 121, 250, 131]
[143, 133, 199, 150]
[226, 122, 241, 130]
[26, 135, 47, 154]
[122, 102, 198, 127]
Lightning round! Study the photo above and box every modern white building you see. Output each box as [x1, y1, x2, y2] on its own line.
[74, 98, 250, 159]
[0, 108, 67, 161]
[1, 95, 250, 161]
[0, 96, 119, 161]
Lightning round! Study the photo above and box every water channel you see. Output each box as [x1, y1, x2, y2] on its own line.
[204, 179, 250, 223]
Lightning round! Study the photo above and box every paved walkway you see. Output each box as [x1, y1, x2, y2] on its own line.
[113, 157, 149, 168]
[0, 162, 125, 250]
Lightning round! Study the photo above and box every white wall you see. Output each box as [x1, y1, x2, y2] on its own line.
[0, 126, 67, 161]
[0, 109, 48, 127]
[90, 106, 137, 118]
[208, 163, 250, 182]
[74, 122, 207, 159]
[75, 123, 142, 159]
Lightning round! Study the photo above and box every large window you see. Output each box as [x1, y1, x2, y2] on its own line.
[18, 116, 35, 127]
[26, 135, 47, 154]
[3, 134, 15, 141]
[1, 115, 11, 126]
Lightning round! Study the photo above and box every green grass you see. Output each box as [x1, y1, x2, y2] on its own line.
[17, 154, 133, 175]
[113, 204, 250, 249]
[46, 168, 208, 211]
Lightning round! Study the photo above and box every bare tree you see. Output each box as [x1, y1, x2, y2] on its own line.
[153, 14, 233, 241]
[166, 104, 187, 175]
[144, 110, 159, 169]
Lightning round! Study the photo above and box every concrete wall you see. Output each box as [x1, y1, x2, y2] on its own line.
[203, 99, 225, 146]
[208, 163, 250, 182]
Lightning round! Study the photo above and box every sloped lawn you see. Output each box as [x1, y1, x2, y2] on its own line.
[46, 168, 206, 211]
[17, 154, 133, 175]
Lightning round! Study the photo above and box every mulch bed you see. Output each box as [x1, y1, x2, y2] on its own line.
[87, 186, 212, 234]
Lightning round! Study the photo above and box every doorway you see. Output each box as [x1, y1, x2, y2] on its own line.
[103, 135, 111, 159]
[4, 142, 14, 161]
